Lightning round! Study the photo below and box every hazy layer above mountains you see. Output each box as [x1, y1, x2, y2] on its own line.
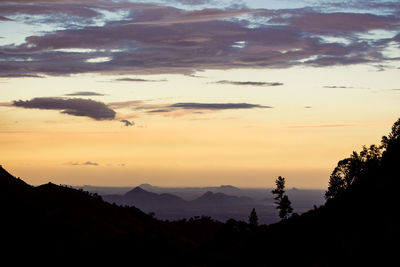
[79, 184, 324, 224]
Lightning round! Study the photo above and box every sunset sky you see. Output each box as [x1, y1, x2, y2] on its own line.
[1, 0, 399, 188]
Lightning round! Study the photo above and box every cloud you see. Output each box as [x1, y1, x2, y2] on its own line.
[174, 0, 213, 5]
[83, 161, 99, 166]
[67, 161, 99, 166]
[147, 109, 173, 113]
[284, 12, 395, 33]
[168, 102, 272, 110]
[0, 1, 399, 77]
[323, 85, 352, 89]
[109, 98, 274, 117]
[120, 119, 134, 126]
[109, 100, 272, 117]
[0, 73, 44, 78]
[214, 80, 283, 86]
[125, 8, 261, 26]
[13, 97, 116, 120]
[114, 78, 166, 82]
[65, 91, 104, 96]
[0, 1, 103, 20]
[145, 102, 272, 117]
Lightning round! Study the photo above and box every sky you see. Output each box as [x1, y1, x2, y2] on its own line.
[0, 0, 399, 188]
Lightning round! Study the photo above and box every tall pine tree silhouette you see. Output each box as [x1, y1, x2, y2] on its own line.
[272, 176, 293, 219]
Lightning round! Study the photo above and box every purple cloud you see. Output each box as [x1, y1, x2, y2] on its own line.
[214, 80, 283, 86]
[114, 78, 166, 82]
[168, 102, 272, 110]
[67, 161, 99, 166]
[65, 91, 104, 96]
[0, 1, 399, 77]
[280, 12, 396, 33]
[13, 97, 116, 120]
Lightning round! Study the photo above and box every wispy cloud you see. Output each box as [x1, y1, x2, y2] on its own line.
[125, 8, 261, 26]
[146, 102, 272, 117]
[323, 85, 352, 89]
[168, 102, 272, 110]
[114, 78, 166, 82]
[65, 91, 104, 96]
[67, 161, 99, 166]
[214, 80, 283, 86]
[147, 109, 173, 113]
[0, 74, 44, 78]
[13, 97, 116, 120]
[109, 100, 272, 117]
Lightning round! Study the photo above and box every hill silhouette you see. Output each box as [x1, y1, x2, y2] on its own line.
[1, 118, 400, 265]
[103, 186, 187, 209]
[192, 191, 253, 206]
[0, 166, 192, 265]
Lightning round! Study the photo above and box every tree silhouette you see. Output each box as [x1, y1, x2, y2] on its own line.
[272, 176, 293, 219]
[279, 195, 293, 219]
[325, 144, 382, 199]
[248, 208, 258, 226]
[382, 117, 400, 147]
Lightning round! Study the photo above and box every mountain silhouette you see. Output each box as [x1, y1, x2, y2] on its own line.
[103, 186, 187, 210]
[191, 191, 253, 207]
[0, 165, 30, 189]
[0, 166, 188, 264]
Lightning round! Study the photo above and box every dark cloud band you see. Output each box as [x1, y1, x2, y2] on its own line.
[114, 78, 166, 82]
[214, 80, 283, 86]
[65, 91, 104, 96]
[13, 97, 116, 120]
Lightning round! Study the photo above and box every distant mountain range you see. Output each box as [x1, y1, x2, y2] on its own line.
[97, 184, 324, 223]
[137, 183, 245, 200]
[103, 186, 254, 207]
[102, 186, 262, 222]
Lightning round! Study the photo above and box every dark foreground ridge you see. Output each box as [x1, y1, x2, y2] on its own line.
[1, 118, 400, 266]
